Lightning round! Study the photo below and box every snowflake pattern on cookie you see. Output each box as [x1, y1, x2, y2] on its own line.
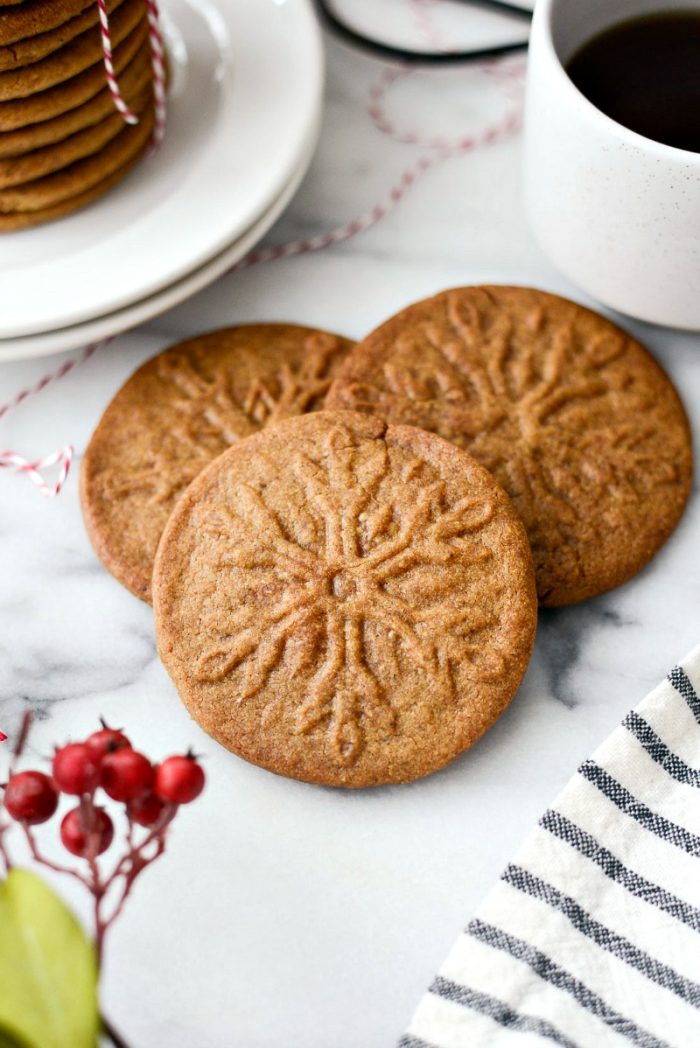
[326, 287, 692, 606]
[102, 331, 347, 500]
[153, 412, 537, 787]
[81, 325, 353, 602]
[194, 424, 501, 765]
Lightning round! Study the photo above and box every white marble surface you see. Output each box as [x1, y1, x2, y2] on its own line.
[1, 23, 700, 1048]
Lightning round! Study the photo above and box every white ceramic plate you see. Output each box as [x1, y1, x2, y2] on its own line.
[0, 126, 318, 362]
[0, 0, 323, 339]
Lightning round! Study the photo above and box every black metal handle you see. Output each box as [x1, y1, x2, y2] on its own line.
[314, 0, 531, 64]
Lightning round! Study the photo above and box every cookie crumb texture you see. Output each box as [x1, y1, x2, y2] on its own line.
[80, 324, 353, 603]
[326, 286, 693, 606]
[153, 412, 537, 788]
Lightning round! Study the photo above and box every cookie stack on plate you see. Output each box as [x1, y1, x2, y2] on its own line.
[0, 0, 322, 359]
[0, 0, 157, 230]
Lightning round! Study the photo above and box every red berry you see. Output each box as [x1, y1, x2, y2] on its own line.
[101, 749, 154, 801]
[154, 754, 205, 805]
[127, 792, 166, 827]
[60, 806, 113, 857]
[3, 771, 58, 825]
[52, 743, 101, 795]
[84, 722, 131, 763]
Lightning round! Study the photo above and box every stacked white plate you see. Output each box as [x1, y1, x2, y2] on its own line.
[0, 0, 324, 362]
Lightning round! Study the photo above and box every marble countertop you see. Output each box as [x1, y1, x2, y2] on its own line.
[1, 23, 700, 1048]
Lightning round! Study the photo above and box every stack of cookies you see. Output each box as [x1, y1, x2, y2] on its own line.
[81, 290, 693, 788]
[0, 0, 158, 230]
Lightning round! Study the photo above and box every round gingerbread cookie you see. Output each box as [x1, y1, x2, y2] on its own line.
[0, 21, 147, 131]
[0, 104, 153, 212]
[0, 0, 144, 101]
[0, 42, 151, 157]
[0, 0, 109, 46]
[153, 411, 537, 787]
[0, 121, 149, 230]
[325, 286, 693, 606]
[0, 83, 151, 188]
[0, 0, 125, 72]
[80, 325, 355, 603]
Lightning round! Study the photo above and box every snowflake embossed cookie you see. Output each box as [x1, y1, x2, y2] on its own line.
[152, 412, 537, 787]
[326, 286, 693, 606]
[81, 325, 354, 602]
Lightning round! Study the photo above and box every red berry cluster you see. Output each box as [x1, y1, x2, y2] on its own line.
[1, 717, 205, 966]
[3, 723, 204, 858]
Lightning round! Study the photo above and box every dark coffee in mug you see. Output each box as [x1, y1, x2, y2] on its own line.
[566, 11, 700, 152]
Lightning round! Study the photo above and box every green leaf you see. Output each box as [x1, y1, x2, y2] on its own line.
[0, 869, 99, 1048]
[0, 1030, 29, 1048]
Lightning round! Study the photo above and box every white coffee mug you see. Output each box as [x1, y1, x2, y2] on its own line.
[525, 0, 700, 330]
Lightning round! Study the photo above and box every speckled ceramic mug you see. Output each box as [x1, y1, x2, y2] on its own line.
[525, 0, 700, 330]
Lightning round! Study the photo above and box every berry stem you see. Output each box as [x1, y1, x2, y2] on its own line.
[96, 807, 176, 959]
[4, 712, 33, 787]
[12, 711, 32, 765]
[77, 794, 110, 966]
[21, 823, 91, 887]
[0, 711, 36, 871]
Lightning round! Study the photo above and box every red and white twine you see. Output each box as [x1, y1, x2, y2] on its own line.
[0, 341, 103, 423]
[95, 0, 138, 124]
[95, 0, 167, 147]
[145, 0, 168, 149]
[1, 11, 525, 500]
[234, 58, 524, 269]
[410, 0, 453, 53]
[0, 446, 74, 499]
[0, 340, 108, 497]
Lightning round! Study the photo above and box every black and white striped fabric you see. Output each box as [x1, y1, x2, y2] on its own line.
[400, 646, 700, 1048]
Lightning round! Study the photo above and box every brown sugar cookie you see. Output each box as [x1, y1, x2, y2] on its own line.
[0, 0, 125, 72]
[0, 102, 152, 211]
[80, 326, 355, 603]
[0, 20, 147, 130]
[0, 41, 151, 157]
[325, 286, 693, 606]
[152, 411, 537, 787]
[0, 127, 148, 228]
[0, 0, 145, 101]
[0, 0, 107, 46]
[0, 82, 151, 187]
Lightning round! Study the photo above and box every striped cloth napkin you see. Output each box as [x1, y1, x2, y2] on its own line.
[400, 644, 700, 1048]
